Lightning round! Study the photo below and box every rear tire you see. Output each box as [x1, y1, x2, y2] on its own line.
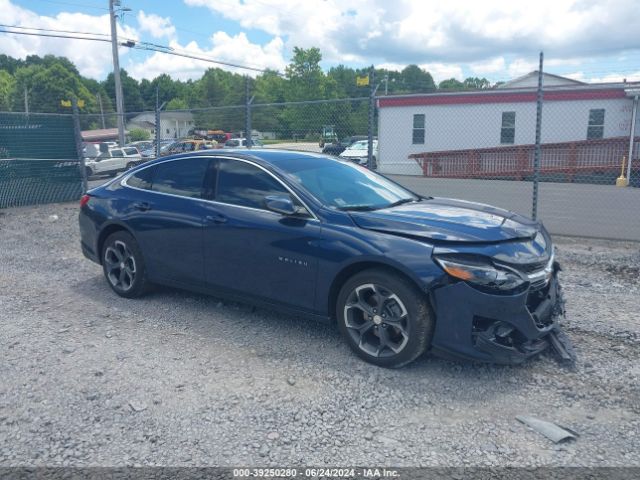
[102, 231, 149, 298]
[337, 268, 433, 368]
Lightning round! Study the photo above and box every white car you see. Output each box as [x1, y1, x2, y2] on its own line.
[339, 139, 378, 169]
[85, 147, 142, 178]
[223, 138, 264, 148]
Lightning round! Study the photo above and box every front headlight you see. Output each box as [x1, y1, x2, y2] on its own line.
[433, 255, 526, 291]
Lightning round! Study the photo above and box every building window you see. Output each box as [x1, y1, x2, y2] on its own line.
[412, 114, 425, 144]
[587, 109, 605, 139]
[500, 112, 516, 144]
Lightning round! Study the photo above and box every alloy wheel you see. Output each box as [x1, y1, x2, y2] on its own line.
[343, 283, 409, 357]
[104, 240, 136, 292]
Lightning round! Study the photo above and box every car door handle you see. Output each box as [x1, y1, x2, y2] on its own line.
[132, 201, 151, 211]
[205, 213, 227, 224]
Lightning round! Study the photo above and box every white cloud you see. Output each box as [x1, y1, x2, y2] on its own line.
[127, 33, 286, 80]
[566, 71, 640, 83]
[184, 0, 640, 71]
[137, 10, 176, 40]
[0, 0, 138, 78]
[470, 57, 507, 75]
[507, 58, 538, 78]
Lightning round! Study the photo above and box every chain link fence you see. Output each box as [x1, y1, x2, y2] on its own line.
[0, 111, 83, 208]
[1, 55, 638, 240]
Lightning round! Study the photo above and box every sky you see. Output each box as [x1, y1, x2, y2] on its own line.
[2, 0, 640, 84]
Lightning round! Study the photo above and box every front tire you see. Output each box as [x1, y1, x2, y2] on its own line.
[102, 231, 149, 298]
[337, 269, 434, 368]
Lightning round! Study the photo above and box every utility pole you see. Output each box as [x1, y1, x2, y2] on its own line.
[97, 93, 106, 129]
[24, 86, 29, 114]
[109, 0, 126, 146]
[384, 74, 389, 95]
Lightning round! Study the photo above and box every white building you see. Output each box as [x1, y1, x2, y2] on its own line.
[377, 72, 640, 178]
[127, 111, 195, 140]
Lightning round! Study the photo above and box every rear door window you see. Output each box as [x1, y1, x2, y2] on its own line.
[124, 148, 138, 156]
[127, 167, 154, 190]
[151, 158, 209, 198]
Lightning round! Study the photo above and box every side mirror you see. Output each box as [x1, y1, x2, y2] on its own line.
[265, 195, 305, 216]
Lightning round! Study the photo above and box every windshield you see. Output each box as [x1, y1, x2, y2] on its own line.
[348, 141, 368, 151]
[276, 157, 419, 211]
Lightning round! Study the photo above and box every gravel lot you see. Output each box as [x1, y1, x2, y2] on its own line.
[0, 202, 639, 467]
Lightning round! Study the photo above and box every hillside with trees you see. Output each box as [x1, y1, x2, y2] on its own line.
[0, 49, 492, 136]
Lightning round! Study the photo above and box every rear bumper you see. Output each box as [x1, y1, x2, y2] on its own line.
[79, 208, 101, 265]
[430, 269, 566, 364]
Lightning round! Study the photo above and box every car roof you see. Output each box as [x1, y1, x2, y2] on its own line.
[142, 148, 328, 167]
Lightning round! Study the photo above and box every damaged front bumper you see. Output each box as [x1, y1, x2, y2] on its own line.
[430, 268, 574, 364]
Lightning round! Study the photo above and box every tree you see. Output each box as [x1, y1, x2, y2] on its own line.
[281, 47, 339, 138]
[438, 78, 465, 90]
[400, 65, 436, 92]
[0, 70, 16, 111]
[463, 77, 492, 89]
[129, 127, 150, 141]
[103, 69, 144, 113]
[13, 63, 95, 113]
[166, 98, 188, 110]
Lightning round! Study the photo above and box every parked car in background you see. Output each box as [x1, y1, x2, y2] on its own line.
[84, 147, 142, 178]
[82, 142, 101, 160]
[322, 136, 370, 156]
[162, 139, 217, 156]
[127, 141, 153, 152]
[206, 130, 232, 144]
[79, 149, 570, 368]
[140, 140, 175, 158]
[223, 138, 264, 148]
[340, 139, 378, 169]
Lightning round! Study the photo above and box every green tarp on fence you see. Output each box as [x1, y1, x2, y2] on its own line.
[0, 112, 82, 208]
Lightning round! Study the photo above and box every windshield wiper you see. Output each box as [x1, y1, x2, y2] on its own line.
[336, 205, 378, 211]
[383, 198, 419, 209]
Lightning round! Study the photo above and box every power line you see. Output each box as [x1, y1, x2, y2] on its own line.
[0, 28, 113, 43]
[32, 0, 109, 11]
[0, 23, 116, 39]
[0, 26, 282, 75]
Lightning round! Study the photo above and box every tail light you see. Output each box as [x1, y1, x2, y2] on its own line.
[79, 194, 91, 208]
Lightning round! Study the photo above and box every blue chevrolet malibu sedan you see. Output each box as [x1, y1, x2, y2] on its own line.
[79, 149, 570, 367]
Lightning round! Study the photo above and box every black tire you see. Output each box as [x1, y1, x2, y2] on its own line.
[126, 162, 135, 170]
[336, 268, 434, 368]
[101, 231, 149, 298]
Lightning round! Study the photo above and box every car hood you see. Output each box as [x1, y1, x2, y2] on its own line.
[340, 149, 368, 158]
[349, 197, 540, 243]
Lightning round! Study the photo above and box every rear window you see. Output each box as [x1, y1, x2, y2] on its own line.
[151, 158, 208, 198]
[124, 148, 138, 155]
[111, 149, 124, 157]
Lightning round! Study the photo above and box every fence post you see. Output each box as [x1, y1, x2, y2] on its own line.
[245, 76, 254, 148]
[155, 86, 161, 158]
[72, 97, 87, 194]
[531, 52, 544, 221]
[367, 66, 376, 170]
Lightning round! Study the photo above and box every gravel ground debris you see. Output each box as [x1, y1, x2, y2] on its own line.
[0, 202, 639, 467]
